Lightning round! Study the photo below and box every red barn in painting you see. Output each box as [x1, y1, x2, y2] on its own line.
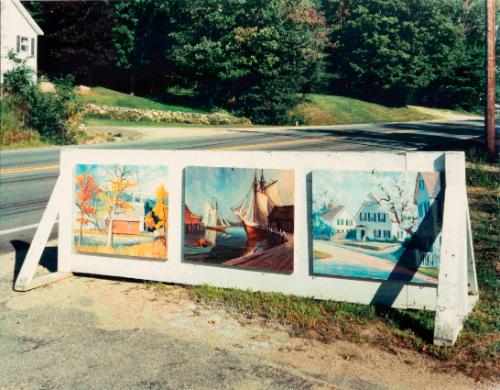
[105, 203, 145, 235]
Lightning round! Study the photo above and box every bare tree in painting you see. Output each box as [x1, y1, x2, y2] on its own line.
[376, 174, 418, 235]
[99, 165, 137, 247]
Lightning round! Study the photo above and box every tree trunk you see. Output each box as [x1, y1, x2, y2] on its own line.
[79, 223, 83, 246]
[106, 218, 114, 247]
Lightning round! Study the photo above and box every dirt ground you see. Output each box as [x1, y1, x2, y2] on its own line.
[0, 244, 494, 390]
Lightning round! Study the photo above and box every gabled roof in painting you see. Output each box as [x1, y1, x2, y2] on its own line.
[414, 172, 441, 202]
[13, 0, 44, 35]
[354, 193, 399, 223]
[111, 202, 144, 222]
[321, 205, 346, 220]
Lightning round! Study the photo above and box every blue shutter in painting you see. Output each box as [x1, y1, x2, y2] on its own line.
[16, 36, 20, 53]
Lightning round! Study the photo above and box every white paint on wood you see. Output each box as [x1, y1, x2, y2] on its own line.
[0, 0, 43, 83]
[17, 149, 477, 345]
[14, 177, 70, 291]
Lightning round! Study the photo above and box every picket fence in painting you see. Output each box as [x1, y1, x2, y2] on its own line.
[73, 164, 169, 260]
[312, 171, 443, 284]
[183, 167, 294, 272]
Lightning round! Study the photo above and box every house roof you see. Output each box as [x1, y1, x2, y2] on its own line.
[354, 193, 399, 223]
[268, 205, 294, 220]
[13, 0, 44, 35]
[414, 172, 441, 202]
[320, 205, 345, 220]
[111, 203, 144, 222]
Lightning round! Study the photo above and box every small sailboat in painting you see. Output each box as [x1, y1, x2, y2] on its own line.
[231, 170, 284, 240]
[204, 200, 229, 232]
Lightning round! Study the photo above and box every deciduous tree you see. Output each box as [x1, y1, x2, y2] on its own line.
[145, 185, 168, 244]
[99, 165, 137, 247]
[75, 173, 100, 245]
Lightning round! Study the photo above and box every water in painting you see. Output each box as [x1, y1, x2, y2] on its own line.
[73, 164, 168, 260]
[312, 171, 443, 284]
[184, 167, 294, 272]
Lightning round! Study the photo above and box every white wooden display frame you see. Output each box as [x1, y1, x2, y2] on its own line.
[14, 149, 478, 346]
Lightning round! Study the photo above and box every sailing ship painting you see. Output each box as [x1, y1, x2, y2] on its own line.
[183, 167, 295, 272]
[72, 164, 169, 260]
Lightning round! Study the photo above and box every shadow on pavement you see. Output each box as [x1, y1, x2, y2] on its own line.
[11, 240, 58, 289]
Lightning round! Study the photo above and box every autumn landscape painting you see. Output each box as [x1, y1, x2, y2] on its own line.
[183, 167, 294, 272]
[312, 171, 443, 285]
[73, 164, 169, 260]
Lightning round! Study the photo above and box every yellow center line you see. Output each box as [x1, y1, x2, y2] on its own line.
[383, 130, 417, 134]
[0, 164, 60, 175]
[215, 136, 344, 151]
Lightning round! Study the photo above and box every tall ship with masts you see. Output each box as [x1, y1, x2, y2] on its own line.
[231, 170, 286, 240]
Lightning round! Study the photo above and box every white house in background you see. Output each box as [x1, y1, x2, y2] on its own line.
[414, 172, 442, 267]
[0, 0, 43, 83]
[320, 205, 354, 234]
[353, 193, 409, 242]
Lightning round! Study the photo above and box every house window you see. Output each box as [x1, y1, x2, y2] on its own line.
[17, 36, 29, 53]
[374, 229, 381, 238]
[337, 219, 343, 225]
[372, 213, 377, 221]
[383, 230, 390, 238]
[378, 213, 386, 222]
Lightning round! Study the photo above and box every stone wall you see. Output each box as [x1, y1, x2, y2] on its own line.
[85, 104, 251, 125]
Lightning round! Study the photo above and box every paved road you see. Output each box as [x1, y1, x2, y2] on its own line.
[0, 118, 495, 253]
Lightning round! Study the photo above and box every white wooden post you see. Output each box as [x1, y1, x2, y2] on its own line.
[14, 176, 72, 291]
[433, 153, 476, 346]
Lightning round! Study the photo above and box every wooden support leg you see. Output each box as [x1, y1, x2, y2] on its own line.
[14, 177, 72, 292]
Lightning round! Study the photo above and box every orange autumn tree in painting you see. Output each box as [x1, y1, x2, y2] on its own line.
[75, 173, 100, 245]
[99, 165, 137, 247]
[145, 185, 169, 244]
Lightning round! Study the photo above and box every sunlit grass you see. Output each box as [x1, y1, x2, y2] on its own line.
[76, 86, 207, 113]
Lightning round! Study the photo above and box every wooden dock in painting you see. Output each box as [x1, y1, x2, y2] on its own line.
[223, 240, 293, 272]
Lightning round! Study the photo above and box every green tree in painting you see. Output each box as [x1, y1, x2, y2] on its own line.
[145, 185, 169, 244]
[75, 173, 100, 246]
[99, 166, 137, 247]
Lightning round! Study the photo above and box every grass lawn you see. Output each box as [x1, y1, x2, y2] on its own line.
[293, 94, 474, 125]
[76, 86, 208, 114]
[183, 146, 499, 382]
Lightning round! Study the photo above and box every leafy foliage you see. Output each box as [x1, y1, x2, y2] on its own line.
[75, 173, 101, 242]
[167, 0, 328, 123]
[2, 53, 79, 144]
[323, 0, 475, 106]
[145, 185, 169, 243]
[27, 0, 488, 120]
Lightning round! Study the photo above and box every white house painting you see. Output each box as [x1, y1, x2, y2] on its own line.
[312, 170, 443, 285]
[0, 0, 43, 83]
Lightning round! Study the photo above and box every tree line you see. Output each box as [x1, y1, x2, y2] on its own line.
[25, 0, 491, 124]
